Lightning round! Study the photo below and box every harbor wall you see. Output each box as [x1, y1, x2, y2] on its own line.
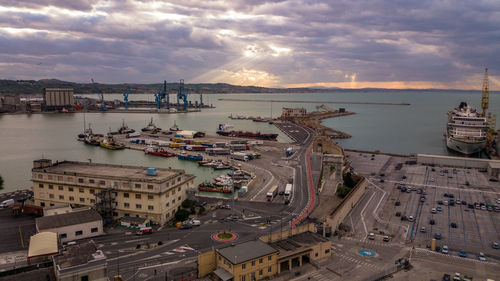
[325, 177, 367, 231]
[417, 154, 500, 169]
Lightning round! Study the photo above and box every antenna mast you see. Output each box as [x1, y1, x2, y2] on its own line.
[481, 68, 489, 116]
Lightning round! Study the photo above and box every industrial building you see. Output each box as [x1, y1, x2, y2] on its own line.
[198, 224, 331, 281]
[43, 88, 74, 110]
[416, 154, 500, 179]
[0, 94, 21, 112]
[36, 208, 104, 243]
[52, 241, 108, 281]
[281, 107, 307, 119]
[31, 159, 195, 225]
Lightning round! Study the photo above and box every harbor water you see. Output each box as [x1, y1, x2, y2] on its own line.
[0, 91, 498, 192]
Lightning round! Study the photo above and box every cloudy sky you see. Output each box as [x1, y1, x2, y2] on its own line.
[0, 0, 499, 89]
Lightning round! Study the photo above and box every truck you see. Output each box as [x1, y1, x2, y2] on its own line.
[285, 147, 293, 157]
[231, 152, 249, 161]
[266, 185, 279, 201]
[284, 184, 293, 201]
[0, 199, 15, 208]
[11, 203, 43, 216]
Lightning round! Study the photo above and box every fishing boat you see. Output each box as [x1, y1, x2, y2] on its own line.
[144, 145, 176, 157]
[177, 152, 203, 161]
[170, 120, 180, 131]
[117, 119, 135, 134]
[142, 117, 161, 132]
[100, 132, 125, 150]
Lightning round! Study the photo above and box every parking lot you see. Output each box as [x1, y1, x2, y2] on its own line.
[379, 163, 500, 258]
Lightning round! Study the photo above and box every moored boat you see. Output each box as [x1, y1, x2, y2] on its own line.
[144, 145, 176, 157]
[142, 117, 161, 132]
[100, 132, 125, 150]
[216, 124, 278, 141]
[445, 102, 488, 155]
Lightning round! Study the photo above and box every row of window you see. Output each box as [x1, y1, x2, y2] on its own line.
[47, 194, 96, 203]
[122, 196, 181, 210]
[59, 227, 99, 239]
[239, 267, 271, 281]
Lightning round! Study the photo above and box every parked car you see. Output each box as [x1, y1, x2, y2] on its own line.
[453, 273, 461, 281]
[420, 227, 426, 233]
[383, 235, 390, 242]
[368, 233, 375, 240]
[395, 212, 401, 217]
[180, 223, 193, 230]
[441, 245, 449, 254]
[437, 200, 443, 205]
[456, 199, 461, 205]
[431, 208, 437, 214]
[478, 252, 486, 261]
[458, 250, 467, 257]
[430, 219, 436, 225]
[436, 206, 443, 212]
[491, 242, 499, 249]
[442, 274, 450, 281]
[408, 216, 414, 222]
[433, 233, 442, 240]
[395, 201, 401, 206]
[450, 222, 457, 228]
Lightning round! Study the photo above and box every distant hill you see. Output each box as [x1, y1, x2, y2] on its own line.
[0, 79, 490, 95]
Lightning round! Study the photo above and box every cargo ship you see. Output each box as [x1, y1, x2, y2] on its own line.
[446, 102, 489, 155]
[177, 153, 203, 161]
[197, 182, 233, 193]
[144, 145, 176, 157]
[216, 124, 278, 141]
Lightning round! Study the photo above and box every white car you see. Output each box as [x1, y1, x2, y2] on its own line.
[408, 216, 414, 222]
[368, 233, 375, 240]
[441, 245, 449, 254]
[478, 252, 486, 261]
[431, 208, 437, 214]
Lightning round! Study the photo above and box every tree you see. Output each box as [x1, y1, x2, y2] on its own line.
[174, 209, 190, 222]
[198, 206, 206, 215]
[343, 172, 356, 189]
[0, 175, 3, 190]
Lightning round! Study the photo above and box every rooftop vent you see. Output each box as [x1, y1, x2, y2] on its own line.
[146, 168, 157, 176]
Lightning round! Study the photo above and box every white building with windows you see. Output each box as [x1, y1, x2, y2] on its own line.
[35, 208, 103, 243]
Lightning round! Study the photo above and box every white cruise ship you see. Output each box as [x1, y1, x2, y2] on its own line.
[446, 102, 489, 154]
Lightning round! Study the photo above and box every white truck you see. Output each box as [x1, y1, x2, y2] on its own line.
[0, 199, 15, 208]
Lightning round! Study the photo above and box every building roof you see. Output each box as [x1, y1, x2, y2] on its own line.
[53, 241, 105, 271]
[488, 161, 500, 169]
[32, 160, 189, 183]
[28, 232, 58, 258]
[216, 240, 278, 265]
[270, 231, 329, 255]
[36, 209, 102, 230]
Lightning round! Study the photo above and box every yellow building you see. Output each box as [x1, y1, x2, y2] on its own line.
[31, 159, 195, 225]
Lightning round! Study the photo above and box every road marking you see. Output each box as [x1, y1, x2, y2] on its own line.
[360, 191, 376, 236]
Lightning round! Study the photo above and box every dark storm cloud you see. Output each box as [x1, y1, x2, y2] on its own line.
[0, 0, 499, 88]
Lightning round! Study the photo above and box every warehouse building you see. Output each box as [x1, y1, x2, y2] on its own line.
[32, 159, 195, 225]
[43, 88, 74, 110]
[53, 241, 108, 281]
[281, 107, 307, 119]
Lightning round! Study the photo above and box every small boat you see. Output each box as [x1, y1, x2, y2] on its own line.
[117, 119, 135, 134]
[59, 108, 74, 113]
[177, 153, 203, 161]
[197, 160, 212, 166]
[100, 131, 125, 150]
[198, 182, 233, 193]
[144, 145, 176, 157]
[213, 163, 230, 170]
[142, 117, 162, 132]
[170, 120, 180, 131]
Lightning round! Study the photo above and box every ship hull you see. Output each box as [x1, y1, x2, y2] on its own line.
[446, 135, 486, 155]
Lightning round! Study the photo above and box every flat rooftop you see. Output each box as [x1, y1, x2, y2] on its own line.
[53, 241, 104, 270]
[216, 240, 278, 264]
[270, 231, 329, 255]
[33, 160, 188, 183]
[36, 209, 102, 230]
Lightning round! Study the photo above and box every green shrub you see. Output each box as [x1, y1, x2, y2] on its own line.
[175, 209, 190, 222]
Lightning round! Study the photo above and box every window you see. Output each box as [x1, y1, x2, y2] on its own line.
[37, 174, 43, 179]
[78, 178, 84, 183]
[90, 189, 94, 194]
[124, 213, 130, 217]
[124, 203, 130, 208]
[58, 186, 63, 191]
[135, 194, 141, 199]
[75, 230, 83, 236]
[148, 195, 154, 200]
[268, 266, 271, 273]
[241, 276, 246, 281]
[124, 193, 129, 198]
[48, 185, 53, 189]
[166, 203, 169, 207]
[148, 205, 154, 210]
[315, 253, 318, 257]
[69, 196, 74, 201]
[68, 187, 74, 192]
[178, 196, 181, 201]
[49, 194, 54, 199]
[90, 199, 95, 203]
[219, 256, 221, 261]
[135, 183, 141, 188]
[251, 261, 255, 267]
[325, 249, 330, 254]
[268, 256, 272, 261]
[80, 198, 84, 203]
[79, 188, 84, 193]
[50, 203, 54, 206]
[147, 184, 153, 190]
[40, 202, 45, 207]
[259, 269, 263, 275]
[259, 258, 263, 264]
[91, 227, 98, 233]
[81, 275, 89, 281]
[172, 199, 175, 203]
[60, 233, 67, 239]
[57, 176, 63, 181]
[67, 177, 73, 182]
[178, 187, 181, 191]
[89, 179, 95, 184]
[99, 180, 105, 185]
[48, 175, 53, 180]
[178, 177, 181, 182]
[136, 204, 142, 209]
[38, 183, 43, 188]
[242, 263, 246, 269]
[112, 212, 118, 216]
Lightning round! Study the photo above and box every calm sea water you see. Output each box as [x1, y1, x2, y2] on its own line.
[0, 91, 498, 192]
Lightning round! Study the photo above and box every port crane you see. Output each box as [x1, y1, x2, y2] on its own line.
[154, 80, 169, 109]
[177, 79, 188, 111]
[91, 78, 107, 111]
[481, 68, 489, 116]
[123, 85, 130, 109]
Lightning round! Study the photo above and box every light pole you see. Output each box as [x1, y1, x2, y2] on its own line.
[231, 147, 235, 219]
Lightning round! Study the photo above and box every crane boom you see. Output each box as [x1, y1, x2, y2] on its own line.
[481, 68, 489, 116]
[91, 78, 107, 111]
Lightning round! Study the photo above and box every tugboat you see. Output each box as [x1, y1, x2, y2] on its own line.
[142, 117, 161, 132]
[117, 119, 135, 134]
[100, 131, 125, 150]
[144, 145, 176, 157]
[170, 120, 180, 132]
